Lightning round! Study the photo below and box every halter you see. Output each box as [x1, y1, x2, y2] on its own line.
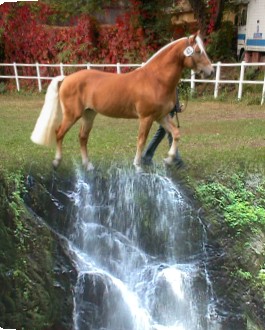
[183, 35, 205, 57]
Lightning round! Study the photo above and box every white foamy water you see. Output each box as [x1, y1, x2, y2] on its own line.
[66, 168, 221, 330]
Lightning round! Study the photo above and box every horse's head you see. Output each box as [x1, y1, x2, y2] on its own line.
[183, 31, 214, 77]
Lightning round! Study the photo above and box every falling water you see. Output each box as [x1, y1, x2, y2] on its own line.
[65, 167, 222, 330]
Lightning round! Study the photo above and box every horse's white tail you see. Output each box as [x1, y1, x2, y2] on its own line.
[31, 76, 65, 146]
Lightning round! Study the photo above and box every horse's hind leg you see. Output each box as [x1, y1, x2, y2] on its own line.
[79, 110, 97, 171]
[53, 116, 77, 169]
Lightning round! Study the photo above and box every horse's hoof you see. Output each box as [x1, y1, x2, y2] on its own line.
[52, 159, 60, 169]
[134, 165, 144, 174]
[141, 156, 153, 166]
[86, 162, 94, 171]
[164, 157, 174, 165]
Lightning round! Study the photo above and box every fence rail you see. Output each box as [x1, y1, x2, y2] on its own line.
[0, 61, 265, 105]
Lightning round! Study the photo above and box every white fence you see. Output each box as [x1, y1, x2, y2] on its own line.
[0, 61, 265, 105]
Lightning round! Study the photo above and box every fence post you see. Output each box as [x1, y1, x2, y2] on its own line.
[13, 62, 20, 92]
[117, 63, 121, 74]
[238, 61, 245, 100]
[87, 63, 91, 70]
[214, 61, 221, 99]
[60, 63, 64, 76]
[190, 70, 195, 95]
[36, 62, 42, 92]
[261, 71, 265, 105]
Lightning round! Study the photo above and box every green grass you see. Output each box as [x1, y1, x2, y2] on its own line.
[2, 92, 265, 324]
[1, 93, 265, 179]
[2, 92, 265, 304]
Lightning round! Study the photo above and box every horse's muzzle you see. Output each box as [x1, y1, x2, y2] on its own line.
[200, 65, 214, 78]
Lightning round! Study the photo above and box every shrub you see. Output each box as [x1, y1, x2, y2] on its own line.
[0, 2, 160, 86]
[196, 174, 265, 234]
[207, 21, 237, 62]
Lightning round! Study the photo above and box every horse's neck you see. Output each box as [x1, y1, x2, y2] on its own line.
[143, 39, 186, 88]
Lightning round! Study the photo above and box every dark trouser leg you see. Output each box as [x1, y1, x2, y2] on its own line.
[142, 126, 166, 165]
[142, 108, 185, 167]
[142, 125, 184, 167]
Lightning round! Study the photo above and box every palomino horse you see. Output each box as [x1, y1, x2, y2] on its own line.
[31, 31, 213, 171]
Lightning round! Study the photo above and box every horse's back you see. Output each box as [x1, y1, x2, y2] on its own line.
[59, 69, 140, 119]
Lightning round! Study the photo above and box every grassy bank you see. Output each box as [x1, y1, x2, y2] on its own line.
[1, 92, 265, 328]
[1, 93, 265, 178]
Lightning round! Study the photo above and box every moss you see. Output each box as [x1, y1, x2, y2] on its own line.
[0, 172, 76, 329]
[247, 316, 263, 330]
[193, 172, 265, 329]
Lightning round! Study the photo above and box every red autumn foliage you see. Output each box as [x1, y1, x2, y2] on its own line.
[0, 1, 161, 88]
[0, 3, 100, 64]
[98, 14, 157, 68]
[207, 0, 218, 34]
[0, 2, 156, 65]
[0, 1, 219, 90]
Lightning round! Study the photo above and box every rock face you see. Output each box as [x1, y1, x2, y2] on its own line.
[1, 170, 265, 330]
[0, 173, 76, 329]
[198, 209, 265, 330]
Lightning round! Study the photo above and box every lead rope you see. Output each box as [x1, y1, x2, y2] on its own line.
[175, 92, 189, 128]
[176, 112, 180, 128]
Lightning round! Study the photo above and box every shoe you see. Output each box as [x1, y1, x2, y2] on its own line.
[164, 157, 185, 169]
[174, 158, 185, 169]
[141, 156, 153, 166]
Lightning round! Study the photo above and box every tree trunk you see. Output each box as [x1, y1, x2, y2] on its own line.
[214, 0, 226, 30]
[187, 0, 208, 35]
[188, 0, 226, 35]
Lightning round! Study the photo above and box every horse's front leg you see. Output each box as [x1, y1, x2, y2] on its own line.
[134, 117, 153, 172]
[159, 115, 180, 165]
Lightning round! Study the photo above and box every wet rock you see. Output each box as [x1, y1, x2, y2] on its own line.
[0, 173, 77, 329]
[2, 169, 265, 330]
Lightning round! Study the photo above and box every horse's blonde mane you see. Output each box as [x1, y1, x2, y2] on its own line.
[195, 35, 206, 54]
[143, 34, 206, 66]
[143, 37, 187, 66]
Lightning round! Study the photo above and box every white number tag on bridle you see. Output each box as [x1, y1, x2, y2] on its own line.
[183, 46, 194, 57]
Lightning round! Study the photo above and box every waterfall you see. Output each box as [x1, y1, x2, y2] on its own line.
[66, 167, 221, 330]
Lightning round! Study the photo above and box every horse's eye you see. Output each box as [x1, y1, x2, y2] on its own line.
[195, 45, 201, 54]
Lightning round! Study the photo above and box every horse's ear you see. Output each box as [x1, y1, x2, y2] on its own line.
[190, 30, 201, 45]
[189, 31, 200, 45]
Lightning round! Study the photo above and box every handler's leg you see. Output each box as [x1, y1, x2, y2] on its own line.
[142, 125, 166, 165]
